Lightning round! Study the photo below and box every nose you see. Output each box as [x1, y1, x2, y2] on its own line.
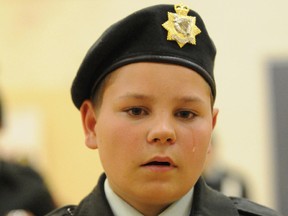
[147, 115, 176, 145]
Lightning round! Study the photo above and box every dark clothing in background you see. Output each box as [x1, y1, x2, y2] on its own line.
[0, 160, 56, 216]
[204, 169, 249, 198]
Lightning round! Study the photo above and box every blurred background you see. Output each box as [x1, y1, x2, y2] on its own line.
[0, 0, 287, 214]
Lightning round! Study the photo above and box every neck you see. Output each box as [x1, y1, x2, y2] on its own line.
[129, 200, 171, 216]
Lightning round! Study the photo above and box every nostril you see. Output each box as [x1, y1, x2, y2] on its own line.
[153, 138, 160, 142]
[148, 130, 176, 144]
[167, 138, 173, 142]
[152, 137, 175, 144]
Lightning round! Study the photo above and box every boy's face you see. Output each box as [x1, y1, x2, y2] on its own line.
[80, 62, 218, 213]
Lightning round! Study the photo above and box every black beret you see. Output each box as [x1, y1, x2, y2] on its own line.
[71, 4, 216, 109]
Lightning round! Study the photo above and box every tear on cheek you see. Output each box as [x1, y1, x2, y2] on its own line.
[192, 146, 196, 153]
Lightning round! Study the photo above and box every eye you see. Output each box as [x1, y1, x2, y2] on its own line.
[175, 110, 196, 119]
[125, 107, 148, 116]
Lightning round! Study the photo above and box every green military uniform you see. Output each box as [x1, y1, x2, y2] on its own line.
[46, 174, 280, 216]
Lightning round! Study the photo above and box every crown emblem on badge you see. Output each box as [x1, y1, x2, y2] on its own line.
[162, 4, 201, 48]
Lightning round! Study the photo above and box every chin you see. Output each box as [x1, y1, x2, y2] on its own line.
[138, 185, 189, 203]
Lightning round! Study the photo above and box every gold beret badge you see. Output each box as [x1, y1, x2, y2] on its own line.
[162, 4, 201, 48]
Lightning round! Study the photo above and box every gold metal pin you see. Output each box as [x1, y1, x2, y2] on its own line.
[162, 4, 201, 48]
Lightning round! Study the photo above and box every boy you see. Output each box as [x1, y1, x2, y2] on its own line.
[47, 4, 281, 216]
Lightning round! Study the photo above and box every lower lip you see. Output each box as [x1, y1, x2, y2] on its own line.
[142, 165, 175, 172]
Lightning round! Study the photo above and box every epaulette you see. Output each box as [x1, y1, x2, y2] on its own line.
[45, 205, 77, 216]
[230, 197, 281, 216]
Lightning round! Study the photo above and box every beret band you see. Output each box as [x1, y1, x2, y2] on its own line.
[90, 54, 215, 101]
[71, 4, 216, 109]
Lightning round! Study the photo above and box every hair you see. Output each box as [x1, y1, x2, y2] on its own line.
[90, 72, 115, 112]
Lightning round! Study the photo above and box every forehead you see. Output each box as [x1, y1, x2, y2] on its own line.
[102, 62, 212, 100]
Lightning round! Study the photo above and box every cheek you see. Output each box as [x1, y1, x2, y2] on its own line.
[96, 119, 143, 167]
[181, 123, 212, 164]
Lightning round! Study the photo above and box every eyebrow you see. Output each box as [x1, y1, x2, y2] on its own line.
[176, 96, 206, 104]
[117, 93, 207, 104]
[117, 93, 154, 101]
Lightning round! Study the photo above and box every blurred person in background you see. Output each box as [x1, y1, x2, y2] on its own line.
[0, 95, 56, 216]
[203, 135, 249, 198]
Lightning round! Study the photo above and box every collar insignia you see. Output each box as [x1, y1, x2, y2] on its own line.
[162, 4, 201, 48]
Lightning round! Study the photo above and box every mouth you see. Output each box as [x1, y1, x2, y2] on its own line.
[143, 161, 172, 166]
[141, 157, 176, 170]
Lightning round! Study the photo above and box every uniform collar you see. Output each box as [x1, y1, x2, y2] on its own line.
[191, 177, 239, 216]
[104, 178, 193, 216]
[74, 174, 240, 216]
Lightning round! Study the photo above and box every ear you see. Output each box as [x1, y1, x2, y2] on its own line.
[207, 108, 219, 154]
[212, 108, 219, 129]
[80, 100, 98, 149]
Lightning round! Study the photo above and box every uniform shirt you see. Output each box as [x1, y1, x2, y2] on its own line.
[104, 179, 194, 216]
[44, 174, 282, 216]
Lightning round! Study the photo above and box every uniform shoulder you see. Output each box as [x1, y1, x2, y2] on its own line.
[45, 205, 77, 216]
[230, 197, 282, 216]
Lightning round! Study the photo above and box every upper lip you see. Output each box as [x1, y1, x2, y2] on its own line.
[141, 156, 177, 167]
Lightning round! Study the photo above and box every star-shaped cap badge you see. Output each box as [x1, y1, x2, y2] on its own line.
[162, 4, 201, 48]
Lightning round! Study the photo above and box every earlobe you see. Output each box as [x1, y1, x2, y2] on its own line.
[80, 100, 98, 149]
